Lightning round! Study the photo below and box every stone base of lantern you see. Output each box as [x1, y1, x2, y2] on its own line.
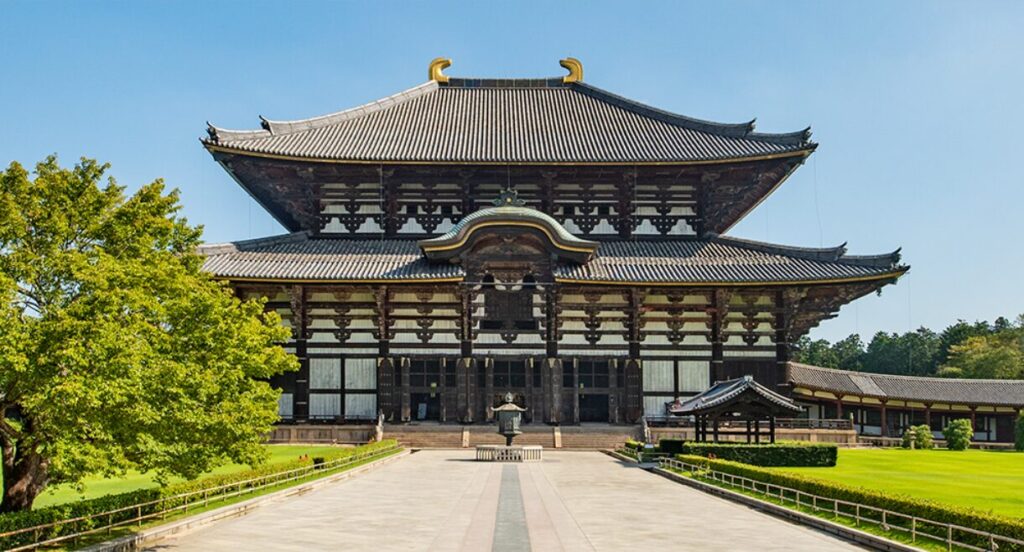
[475, 445, 543, 462]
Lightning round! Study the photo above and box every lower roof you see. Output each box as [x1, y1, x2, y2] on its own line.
[788, 362, 1024, 408]
[198, 232, 905, 286]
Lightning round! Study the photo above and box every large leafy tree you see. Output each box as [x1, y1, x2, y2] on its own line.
[942, 322, 1024, 379]
[0, 157, 297, 512]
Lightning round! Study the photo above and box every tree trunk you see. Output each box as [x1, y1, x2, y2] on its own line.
[0, 441, 48, 513]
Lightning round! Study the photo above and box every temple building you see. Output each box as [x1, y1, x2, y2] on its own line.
[199, 58, 910, 430]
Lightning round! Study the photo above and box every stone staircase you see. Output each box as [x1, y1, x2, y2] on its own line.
[383, 423, 640, 450]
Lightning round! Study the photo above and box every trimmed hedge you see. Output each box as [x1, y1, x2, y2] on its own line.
[0, 440, 399, 550]
[656, 439, 685, 455]
[944, 419, 973, 450]
[678, 442, 837, 467]
[672, 454, 1024, 550]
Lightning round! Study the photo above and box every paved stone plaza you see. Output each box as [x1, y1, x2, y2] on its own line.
[149, 451, 860, 551]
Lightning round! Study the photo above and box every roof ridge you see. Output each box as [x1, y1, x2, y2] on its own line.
[197, 231, 311, 255]
[788, 362, 1024, 385]
[571, 82, 813, 146]
[206, 81, 440, 142]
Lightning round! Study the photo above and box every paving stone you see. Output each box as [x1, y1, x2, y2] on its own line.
[149, 450, 861, 551]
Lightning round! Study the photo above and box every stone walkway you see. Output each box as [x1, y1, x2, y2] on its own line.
[147, 451, 861, 551]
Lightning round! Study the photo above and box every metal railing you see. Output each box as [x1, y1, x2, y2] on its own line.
[0, 445, 401, 552]
[658, 457, 1024, 552]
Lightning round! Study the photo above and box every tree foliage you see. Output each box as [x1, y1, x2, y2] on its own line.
[793, 316, 1024, 379]
[0, 157, 298, 512]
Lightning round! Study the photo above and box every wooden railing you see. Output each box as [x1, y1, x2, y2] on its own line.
[645, 417, 853, 431]
[773, 418, 853, 431]
[0, 445, 401, 552]
[658, 457, 1024, 552]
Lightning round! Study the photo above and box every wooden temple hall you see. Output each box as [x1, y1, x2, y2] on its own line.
[199, 58, 908, 427]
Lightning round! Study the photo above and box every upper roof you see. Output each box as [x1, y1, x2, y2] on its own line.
[204, 66, 815, 164]
[198, 232, 904, 285]
[669, 376, 803, 415]
[788, 363, 1024, 408]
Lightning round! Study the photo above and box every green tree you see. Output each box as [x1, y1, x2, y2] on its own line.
[938, 319, 992, 364]
[943, 334, 1024, 379]
[862, 328, 939, 376]
[831, 334, 865, 371]
[0, 157, 298, 512]
[792, 337, 838, 367]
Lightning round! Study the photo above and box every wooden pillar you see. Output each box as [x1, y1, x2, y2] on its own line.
[879, 401, 888, 438]
[377, 358, 395, 421]
[572, 358, 580, 425]
[924, 403, 932, 429]
[835, 396, 844, 418]
[439, 358, 447, 423]
[969, 406, 977, 430]
[375, 284, 393, 422]
[625, 289, 643, 423]
[769, 416, 776, 444]
[746, 420, 752, 443]
[459, 286, 474, 423]
[712, 417, 719, 443]
[608, 359, 619, 424]
[545, 358, 563, 424]
[774, 290, 789, 386]
[400, 357, 411, 422]
[710, 291, 724, 382]
[485, 357, 494, 422]
[754, 419, 761, 444]
[291, 285, 310, 422]
[545, 288, 561, 424]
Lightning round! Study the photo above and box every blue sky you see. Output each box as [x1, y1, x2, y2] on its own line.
[1, 1, 1021, 341]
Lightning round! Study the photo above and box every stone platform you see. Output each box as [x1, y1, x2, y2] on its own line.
[475, 445, 543, 462]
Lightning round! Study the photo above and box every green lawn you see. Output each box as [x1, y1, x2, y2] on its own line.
[775, 448, 1024, 518]
[31, 445, 342, 508]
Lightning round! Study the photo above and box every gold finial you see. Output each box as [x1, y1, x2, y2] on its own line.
[429, 57, 451, 83]
[560, 57, 583, 83]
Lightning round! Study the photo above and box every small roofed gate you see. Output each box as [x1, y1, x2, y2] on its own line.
[669, 376, 803, 443]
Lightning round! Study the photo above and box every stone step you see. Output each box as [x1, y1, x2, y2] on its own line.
[384, 424, 640, 449]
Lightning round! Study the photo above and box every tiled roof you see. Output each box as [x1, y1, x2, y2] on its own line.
[204, 78, 814, 164]
[669, 376, 803, 415]
[198, 233, 903, 284]
[200, 235, 461, 281]
[788, 363, 1024, 408]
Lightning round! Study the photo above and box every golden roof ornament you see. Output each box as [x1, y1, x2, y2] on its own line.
[560, 57, 583, 83]
[493, 187, 526, 207]
[429, 57, 451, 83]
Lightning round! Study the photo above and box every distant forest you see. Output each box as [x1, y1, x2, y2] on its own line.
[791, 314, 1024, 379]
